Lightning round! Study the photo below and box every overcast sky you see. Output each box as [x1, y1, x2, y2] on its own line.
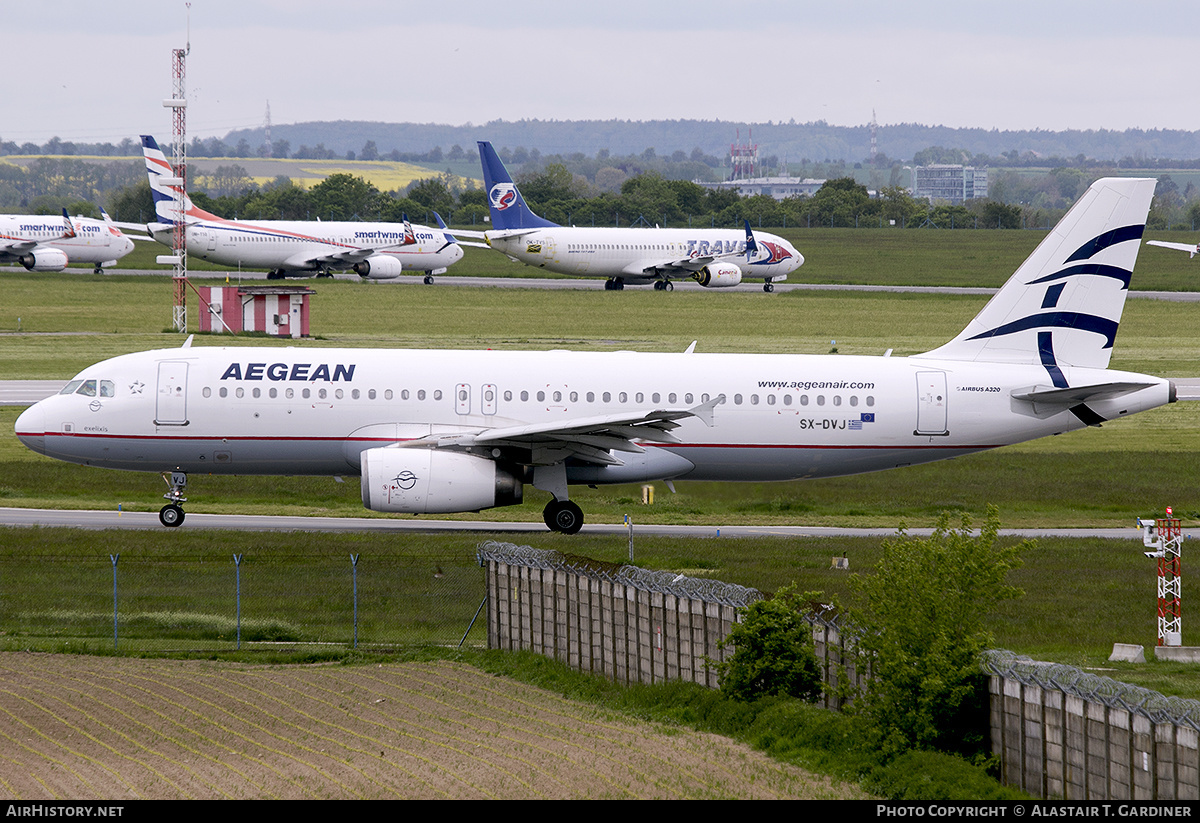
[9, 0, 1199, 146]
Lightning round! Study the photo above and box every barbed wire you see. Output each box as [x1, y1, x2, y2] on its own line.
[983, 650, 1200, 730]
[476, 540, 765, 608]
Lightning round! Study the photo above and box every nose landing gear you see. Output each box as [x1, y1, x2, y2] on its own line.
[159, 471, 187, 527]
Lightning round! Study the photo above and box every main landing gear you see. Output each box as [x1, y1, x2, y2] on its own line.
[159, 471, 187, 528]
[653, 280, 674, 291]
[603, 278, 624, 290]
[543, 499, 584, 534]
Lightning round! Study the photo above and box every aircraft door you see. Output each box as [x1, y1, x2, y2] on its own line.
[914, 371, 948, 436]
[155, 361, 189, 426]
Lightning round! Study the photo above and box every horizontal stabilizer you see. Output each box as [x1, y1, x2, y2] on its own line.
[1147, 240, 1200, 258]
[1010, 381, 1157, 405]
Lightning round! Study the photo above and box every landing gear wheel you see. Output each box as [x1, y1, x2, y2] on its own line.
[267, 270, 285, 280]
[94, 266, 103, 275]
[543, 500, 584, 534]
[764, 282, 775, 293]
[665, 281, 674, 291]
[424, 275, 434, 285]
[159, 504, 185, 528]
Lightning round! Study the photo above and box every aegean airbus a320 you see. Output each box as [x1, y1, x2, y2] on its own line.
[16, 178, 1170, 533]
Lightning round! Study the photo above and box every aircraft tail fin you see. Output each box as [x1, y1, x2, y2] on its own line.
[477, 141, 558, 231]
[141, 135, 214, 224]
[918, 177, 1156, 379]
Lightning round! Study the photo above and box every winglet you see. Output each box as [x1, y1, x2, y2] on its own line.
[743, 220, 758, 259]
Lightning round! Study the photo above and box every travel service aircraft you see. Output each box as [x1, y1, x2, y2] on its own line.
[452, 141, 803, 291]
[15, 178, 1171, 533]
[141, 135, 464, 280]
[0, 209, 136, 273]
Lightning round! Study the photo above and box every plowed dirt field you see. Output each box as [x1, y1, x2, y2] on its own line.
[0, 653, 865, 799]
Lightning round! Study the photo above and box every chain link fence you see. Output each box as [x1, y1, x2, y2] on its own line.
[0, 550, 487, 653]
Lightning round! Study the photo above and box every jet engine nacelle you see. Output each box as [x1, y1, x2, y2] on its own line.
[695, 262, 742, 288]
[360, 447, 522, 513]
[353, 254, 404, 279]
[19, 248, 69, 272]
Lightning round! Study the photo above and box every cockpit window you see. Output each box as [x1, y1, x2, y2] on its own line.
[100, 380, 115, 398]
[59, 380, 83, 395]
[76, 380, 97, 397]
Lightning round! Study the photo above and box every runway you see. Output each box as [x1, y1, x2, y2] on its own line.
[0, 505, 1168, 541]
[25, 264, 1200, 301]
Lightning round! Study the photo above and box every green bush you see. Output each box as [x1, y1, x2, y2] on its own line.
[715, 584, 822, 702]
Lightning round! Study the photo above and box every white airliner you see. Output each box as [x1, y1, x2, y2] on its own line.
[15, 178, 1171, 533]
[141, 135, 464, 280]
[0, 209, 136, 273]
[453, 141, 803, 292]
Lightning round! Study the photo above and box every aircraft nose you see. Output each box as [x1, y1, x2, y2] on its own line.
[14, 403, 46, 455]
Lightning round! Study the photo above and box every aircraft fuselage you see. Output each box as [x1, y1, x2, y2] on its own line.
[485, 226, 801, 284]
[15, 345, 1173, 486]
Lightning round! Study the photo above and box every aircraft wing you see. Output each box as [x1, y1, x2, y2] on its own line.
[396, 396, 722, 466]
[1147, 240, 1200, 258]
[624, 220, 762, 276]
[0, 212, 75, 256]
[285, 220, 418, 268]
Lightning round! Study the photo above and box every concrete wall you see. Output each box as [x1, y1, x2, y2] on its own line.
[483, 556, 737, 687]
[990, 673, 1200, 800]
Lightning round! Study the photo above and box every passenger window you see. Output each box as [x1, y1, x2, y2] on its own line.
[433, 390, 442, 401]
[833, 395, 841, 406]
[521, 391, 529, 401]
[866, 396, 875, 407]
[368, 389, 376, 400]
[602, 391, 611, 402]
[203, 387, 211, 398]
[220, 387, 228, 398]
[734, 394, 743, 405]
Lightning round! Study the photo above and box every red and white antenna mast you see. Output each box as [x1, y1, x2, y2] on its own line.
[162, 4, 190, 333]
[1141, 508, 1183, 646]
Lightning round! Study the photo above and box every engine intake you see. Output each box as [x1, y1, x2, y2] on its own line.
[19, 248, 69, 272]
[360, 447, 522, 513]
[694, 262, 742, 288]
[353, 254, 404, 279]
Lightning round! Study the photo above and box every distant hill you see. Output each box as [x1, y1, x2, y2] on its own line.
[223, 119, 1200, 164]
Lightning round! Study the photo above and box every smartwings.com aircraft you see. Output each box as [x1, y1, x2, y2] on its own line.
[451, 141, 803, 292]
[0, 209, 135, 273]
[16, 178, 1173, 533]
[140, 135, 464, 280]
